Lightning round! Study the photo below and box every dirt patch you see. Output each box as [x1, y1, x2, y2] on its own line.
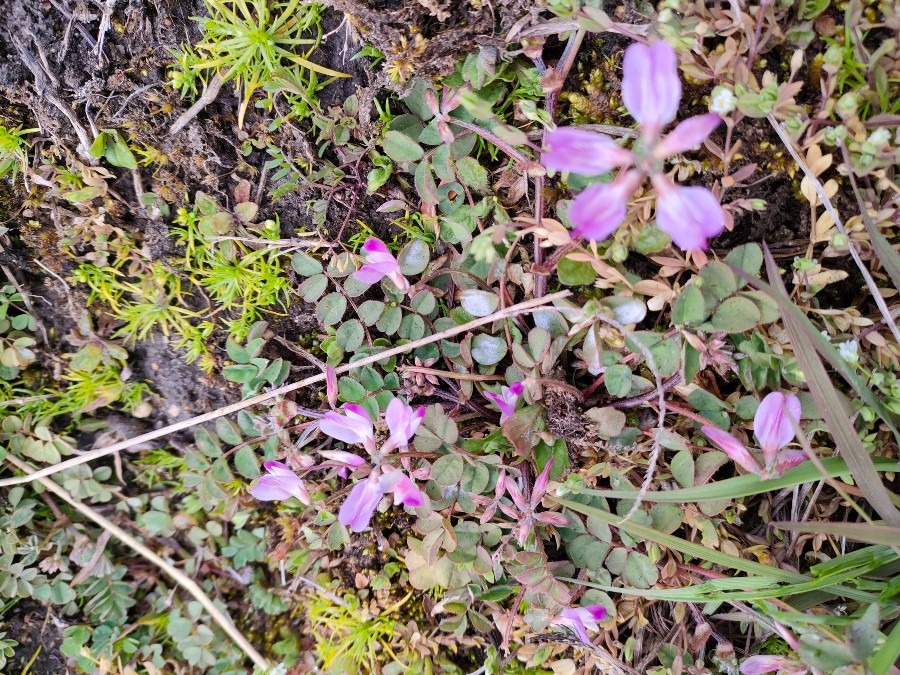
[3, 602, 67, 675]
[131, 335, 234, 422]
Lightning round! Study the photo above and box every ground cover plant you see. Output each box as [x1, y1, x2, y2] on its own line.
[0, 0, 898, 673]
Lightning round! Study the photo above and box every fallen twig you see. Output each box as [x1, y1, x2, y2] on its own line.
[169, 73, 225, 136]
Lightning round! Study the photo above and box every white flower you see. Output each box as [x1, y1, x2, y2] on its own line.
[838, 339, 859, 364]
[709, 86, 736, 115]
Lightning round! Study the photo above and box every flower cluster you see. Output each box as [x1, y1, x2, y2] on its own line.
[542, 40, 726, 251]
[483, 381, 524, 423]
[320, 397, 425, 531]
[702, 391, 806, 479]
[249, 397, 426, 532]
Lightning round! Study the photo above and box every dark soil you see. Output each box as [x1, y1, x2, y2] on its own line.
[3, 602, 67, 675]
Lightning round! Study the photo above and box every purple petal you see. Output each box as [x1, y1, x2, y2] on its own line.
[531, 458, 554, 506]
[509, 381, 524, 396]
[754, 392, 802, 467]
[740, 655, 807, 675]
[622, 41, 681, 137]
[378, 469, 424, 507]
[384, 398, 425, 451]
[701, 425, 762, 476]
[353, 263, 389, 285]
[557, 608, 593, 644]
[250, 477, 295, 501]
[362, 238, 390, 255]
[542, 128, 633, 175]
[773, 449, 808, 477]
[339, 478, 383, 532]
[319, 405, 374, 448]
[580, 605, 607, 622]
[569, 171, 642, 242]
[262, 460, 292, 474]
[319, 450, 367, 468]
[652, 178, 725, 250]
[655, 113, 722, 157]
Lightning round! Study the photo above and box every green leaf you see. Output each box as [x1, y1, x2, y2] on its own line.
[710, 296, 761, 333]
[459, 289, 499, 318]
[298, 274, 328, 302]
[432, 454, 464, 487]
[414, 160, 440, 205]
[376, 305, 402, 335]
[672, 284, 708, 324]
[535, 438, 569, 478]
[398, 239, 430, 275]
[624, 551, 658, 589]
[557, 256, 597, 286]
[725, 244, 763, 286]
[398, 314, 426, 340]
[291, 252, 323, 276]
[357, 300, 385, 326]
[566, 534, 610, 570]
[383, 130, 424, 162]
[338, 377, 366, 402]
[604, 364, 632, 397]
[456, 157, 490, 193]
[101, 130, 138, 170]
[471, 334, 507, 366]
[336, 320, 365, 352]
[670, 450, 695, 488]
[316, 293, 347, 326]
[698, 262, 737, 299]
[234, 446, 260, 479]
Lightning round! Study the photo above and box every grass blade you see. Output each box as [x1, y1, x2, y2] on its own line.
[871, 618, 900, 675]
[567, 457, 900, 503]
[554, 496, 879, 602]
[772, 521, 900, 546]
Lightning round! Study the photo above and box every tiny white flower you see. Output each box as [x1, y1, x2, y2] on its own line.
[709, 86, 736, 115]
[838, 339, 859, 364]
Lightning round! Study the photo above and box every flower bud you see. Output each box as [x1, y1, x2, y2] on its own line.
[830, 231, 849, 250]
[836, 92, 858, 119]
[610, 244, 629, 262]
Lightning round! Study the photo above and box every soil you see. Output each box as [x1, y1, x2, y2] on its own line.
[4, 602, 67, 675]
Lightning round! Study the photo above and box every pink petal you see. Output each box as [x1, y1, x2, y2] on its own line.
[319, 450, 367, 468]
[250, 471, 310, 504]
[339, 478, 383, 532]
[740, 655, 807, 675]
[353, 263, 390, 285]
[622, 41, 682, 137]
[362, 238, 390, 255]
[754, 392, 802, 468]
[569, 170, 642, 242]
[542, 128, 633, 175]
[325, 365, 338, 408]
[319, 405, 374, 448]
[652, 178, 725, 250]
[701, 425, 762, 476]
[378, 469, 424, 507]
[531, 458, 554, 506]
[655, 113, 722, 157]
[556, 609, 592, 644]
[509, 381, 524, 396]
[384, 398, 425, 451]
[773, 449, 808, 477]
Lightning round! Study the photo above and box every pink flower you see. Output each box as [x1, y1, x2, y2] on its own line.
[383, 397, 425, 452]
[353, 238, 409, 292]
[551, 605, 607, 645]
[502, 459, 568, 546]
[319, 404, 376, 454]
[483, 381, 525, 423]
[651, 177, 726, 251]
[338, 466, 424, 532]
[541, 40, 725, 251]
[702, 392, 805, 479]
[740, 655, 808, 675]
[325, 364, 338, 409]
[250, 461, 311, 505]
